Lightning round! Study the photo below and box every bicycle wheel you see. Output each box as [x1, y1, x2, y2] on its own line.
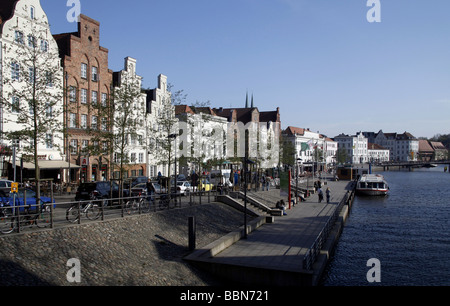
[140, 198, 151, 213]
[125, 199, 139, 215]
[66, 205, 80, 223]
[0, 208, 16, 234]
[86, 204, 101, 220]
[36, 205, 51, 228]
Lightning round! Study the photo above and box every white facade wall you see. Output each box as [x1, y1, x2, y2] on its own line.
[368, 148, 390, 163]
[335, 133, 369, 164]
[113, 57, 148, 177]
[146, 74, 174, 178]
[1, 0, 64, 163]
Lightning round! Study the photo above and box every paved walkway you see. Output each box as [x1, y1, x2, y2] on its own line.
[209, 180, 352, 273]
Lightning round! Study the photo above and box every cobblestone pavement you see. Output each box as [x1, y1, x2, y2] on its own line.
[0, 203, 253, 286]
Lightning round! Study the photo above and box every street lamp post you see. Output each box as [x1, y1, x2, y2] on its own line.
[168, 133, 177, 202]
[295, 158, 302, 203]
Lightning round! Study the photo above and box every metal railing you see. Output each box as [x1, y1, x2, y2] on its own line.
[0, 189, 219, 236]
[302, 182, 357, 271]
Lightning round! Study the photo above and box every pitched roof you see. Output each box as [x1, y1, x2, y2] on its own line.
[418, 139, 434, 152]
[429, 141, 447, 150]
[368, 143, 387, 150]
[174, 105, 194, 115]
[284, 126, 306, 136]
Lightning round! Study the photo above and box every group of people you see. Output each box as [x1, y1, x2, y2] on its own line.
[314, 180, 331, 204]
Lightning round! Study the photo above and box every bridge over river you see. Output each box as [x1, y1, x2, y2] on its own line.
[379, 160, 450, 171]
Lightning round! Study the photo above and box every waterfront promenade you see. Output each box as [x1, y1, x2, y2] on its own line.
[186, 179, 354, 286]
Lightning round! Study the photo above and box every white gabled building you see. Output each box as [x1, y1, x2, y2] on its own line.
[175, 105, 228, 175]
[368, 143, 390, 163]
[1, 0, 65, 180]
[283, 126, 337, 167]
[112, 57, 148, 178]
[374, 131, 419, 162]
[145, 74, 175, 178]
[334, 132, 369, 164]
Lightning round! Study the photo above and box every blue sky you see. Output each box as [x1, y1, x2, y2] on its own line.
[41, 0, 450, 139]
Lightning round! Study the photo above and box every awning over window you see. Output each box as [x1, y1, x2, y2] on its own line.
[19, 161, 81, 170]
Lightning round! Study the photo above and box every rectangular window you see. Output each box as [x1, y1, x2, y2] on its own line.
[101, 118, 108, 131]
[101, 93, 108, 107]
[29, 67, 35, 83]
[70, 139, 78, 154]
[46, 134, 53, 149]
[27, 35, 36, 48]
[81, 63, 87, 79]
[69, 113, 77, 128]
[139, 153, 144, 163]
[91, 91, 98, 105]
[11, 62, 20, 81]
[69, 86, 77, 102]
[130, 153, 136, 163]
[102, 141, 108, 153]
[82, 140, 89, 153]
[81, 114, 87, 129]
[91, 67, 98, 82]
[15, 31, 24, 44]
[11, 96, 20, 113]
[46, 103, 53, 118]
[40, 40, 48, 52]
[91, 115, 98, 130]
[46, 72, 53, 87]
[81, 89, 87, 104]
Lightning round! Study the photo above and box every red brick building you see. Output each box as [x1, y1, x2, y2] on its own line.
[54, 14, 113, 183]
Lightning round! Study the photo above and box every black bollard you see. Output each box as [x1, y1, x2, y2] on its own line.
[188, 216, 196, 251]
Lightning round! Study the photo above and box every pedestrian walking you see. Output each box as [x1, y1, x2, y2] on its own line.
[326, 187, 331, 203]
[318, 187, 324, 203]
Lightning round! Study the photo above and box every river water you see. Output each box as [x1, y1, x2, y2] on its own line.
[321, 165, 450, 286]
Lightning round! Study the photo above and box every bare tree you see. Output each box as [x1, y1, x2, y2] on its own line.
[1, 20, 64, 204]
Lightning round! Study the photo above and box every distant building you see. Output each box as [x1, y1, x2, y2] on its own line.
[334, 132, 369, 164]
[418, 139, 434, 161]
[429, 141, 448, 161]
[283, 126, 337, 166]
[368, 143, 390, 163]
[374, 131, 419, 162]
[213, 99, 281, 169]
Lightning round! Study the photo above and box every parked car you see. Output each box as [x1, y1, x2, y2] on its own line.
[124, 176, 148, 189]
[130, 183, 151, 198]
[198, 179, 214, 191]
[176, 181, 192, 195]
[149, 182, 167, 194]
[75, 181, 129, 202]
[0, 188, 55, 212]
[0, 180, 13, 194]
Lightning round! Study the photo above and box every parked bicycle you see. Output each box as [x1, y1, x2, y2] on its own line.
[124, 193, 151, 215]
[66, 192, 102, 223]
[158, 194, 173, 210]
[0, 199, 52, 234]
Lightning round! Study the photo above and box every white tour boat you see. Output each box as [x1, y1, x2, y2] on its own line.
[356, 174, 389, 196]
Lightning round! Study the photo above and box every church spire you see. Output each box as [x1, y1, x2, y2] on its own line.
[251, 93, 254, 108]
[245, 91, 249, 108]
